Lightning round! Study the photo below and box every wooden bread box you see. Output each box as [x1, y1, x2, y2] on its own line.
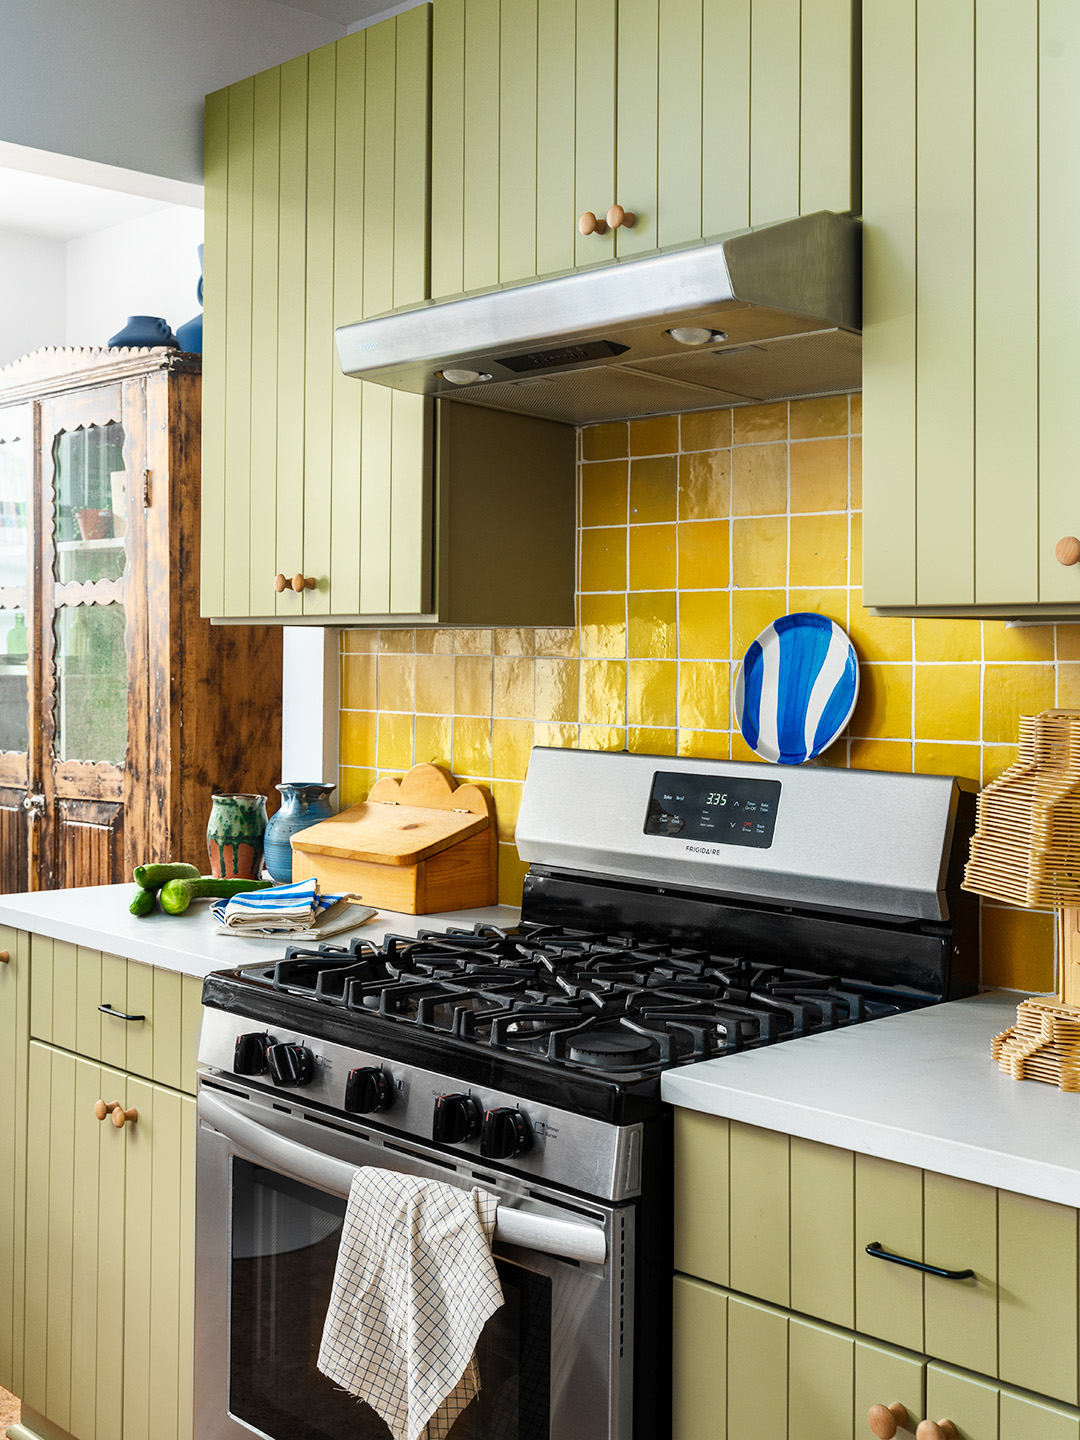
[290, 762, 498, 914]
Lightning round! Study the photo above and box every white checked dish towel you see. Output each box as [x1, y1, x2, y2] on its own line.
[317, 1167, 505, 1440]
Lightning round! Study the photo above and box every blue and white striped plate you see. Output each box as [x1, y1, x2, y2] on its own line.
[734, 613, 859, 765]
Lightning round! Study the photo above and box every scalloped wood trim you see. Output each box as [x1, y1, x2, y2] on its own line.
[369, 761, 493, 819]
[0, 346, 199, 405]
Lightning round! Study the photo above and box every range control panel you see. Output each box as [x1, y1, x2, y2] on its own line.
[644, 770, 782, 848]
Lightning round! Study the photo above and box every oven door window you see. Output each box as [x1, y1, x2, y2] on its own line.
[229, 1160, 551, 1440]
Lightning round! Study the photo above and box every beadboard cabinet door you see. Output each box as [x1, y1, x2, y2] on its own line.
[0, 927, 28, 1403]
[863, 0, 1080, 615]
[202, 8, 434, 622]
[430, 0, 857, 300]
[22, 1044, 195, 1440]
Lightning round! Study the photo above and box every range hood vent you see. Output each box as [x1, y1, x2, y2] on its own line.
[336, 211, 861, 426]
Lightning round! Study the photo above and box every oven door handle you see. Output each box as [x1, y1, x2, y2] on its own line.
[199, 1089, 607, 1266]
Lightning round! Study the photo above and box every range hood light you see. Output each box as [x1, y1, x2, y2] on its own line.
[667, 326, 727, 347]
[440, 367, 492, 385]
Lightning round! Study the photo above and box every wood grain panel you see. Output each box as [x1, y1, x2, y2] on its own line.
[56, 798, 122, 890]
[0, 797, 27, 895]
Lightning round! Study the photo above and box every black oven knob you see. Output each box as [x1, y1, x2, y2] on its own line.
[480, 1107, 532, 1160]
[345, 1066, 394, 1114]
[432, 1093, 482, 1144]
[265, 1042, 314, 1087]
[234, 1032, 270, 1075]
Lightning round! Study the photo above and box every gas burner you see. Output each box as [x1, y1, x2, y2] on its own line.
[567, 1031, 655, 1067]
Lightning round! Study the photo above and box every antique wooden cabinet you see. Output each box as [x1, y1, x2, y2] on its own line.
[0, 346, 282, 893]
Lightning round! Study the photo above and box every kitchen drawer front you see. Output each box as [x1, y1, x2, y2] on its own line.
[927, 1363, 1080, 1440]
[29, 937, 202, 1093]
[675, 1110, 1080, 1402]
[673, 1277, 928, 1440]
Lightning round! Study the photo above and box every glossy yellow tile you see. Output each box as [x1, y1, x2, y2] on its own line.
[415, 628, 454, 654]
[849, 394, 862, 434]
[789, 513, 848, 588]
[628, 660, 677, 728]
[378, 628, 414, 653]
[534, 627, 579, 657]
[982, 664, 1056, 743]
[679, 450, 731, 520]
[679, 662, 730, 730]
[377, 713, 414, 770]
[579, 725, 626, 750]
[849, 436, 862, 507]
[983, 622, 1055, 662]
[849, 738, 913, 772]
[343, 629, 378, 653]
[533, 721, 579, 748]
[628, 524, 676, 590]
[980, 905, 1054, 992]
[731, 589, 784, 660]
[494, 627, 535, 656]
[788, 589, 848, 627]
[378, 654, 415, 712]
[789, 439, 848, 512]
[913, 619, 981, 663]
[1058, 664, 1080, 709]
[414, 654, 453, 714]
[454, 628, 493, 655]
[733, 401, 787, 444]
[982, 745, 1019, 785]
[340, 710, 377, 768]
[534, 658, 579, 722]
[453, 716, 492, 776]
[1057, 625, 1080, 660]
[790, 394, 849, 439]
[630, 456, 678, 523]
[414, 714, 452, 768]
[582, 421, 629, 461]
[492, 718, 535, 780]
[580, 527, 627, 592]
[629, 414, 679, 456]
[677, 729, 730, 760]
[580, 660, 627, 727]
[678, 518, 731, 592]
[681, 408, 733, 453]
[731, 443, 787, 516]
[341, 652, 376, 710]
[681, 591, 731, 659]
[628, 591, 677, 658]
[849, 665, 912, 740]
[629, 727, 676, 754]
[914, 665, 981, 741]
[913, 742, 981, 783]
[733, 516, 787, 588]
[492, 780, 523, 841]
[454, 656, 493, 715]
[730, 731, 765, 764]
[580, 594, 627, 658]
[498, 842, 530, 906]
[581, 461, 629, 527]
[339, 767, 376, 807]
[492, 655, 535, 717]
[848, 595, 913, 663]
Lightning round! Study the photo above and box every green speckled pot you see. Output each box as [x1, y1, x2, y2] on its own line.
[206, 793, 267, 879]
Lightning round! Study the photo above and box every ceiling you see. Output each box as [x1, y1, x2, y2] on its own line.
[265, 0, 419, 30]
[0, 166, 185, 243]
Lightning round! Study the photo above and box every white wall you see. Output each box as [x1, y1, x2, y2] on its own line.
[0, 229, 67, 369]
[66, 206, 204, 350]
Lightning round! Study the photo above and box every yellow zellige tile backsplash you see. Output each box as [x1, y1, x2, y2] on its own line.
[341, 394, 1077, 992]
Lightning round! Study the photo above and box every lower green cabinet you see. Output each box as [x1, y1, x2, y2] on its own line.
[22, 1045, 195, 1440]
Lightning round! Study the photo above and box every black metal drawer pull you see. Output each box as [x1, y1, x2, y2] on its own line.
[98, 1003, 146, 1023]
[866, 1241, 974, 1281]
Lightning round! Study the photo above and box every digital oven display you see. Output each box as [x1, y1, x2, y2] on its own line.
[644, 771, 782, 848]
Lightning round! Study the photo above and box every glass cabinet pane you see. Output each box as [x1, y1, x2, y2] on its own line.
[52, 423, 127, 584]
[52, 604, 127, 764]
[0, 608, 29, 755]
[0, 425, 30, 589]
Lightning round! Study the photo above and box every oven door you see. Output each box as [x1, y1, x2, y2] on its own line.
[195, 1078, 633, 1440]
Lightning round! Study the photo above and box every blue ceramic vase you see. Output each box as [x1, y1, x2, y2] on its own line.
[107, 315, 177, 348]
[176, 244, 204, 354]
[264, 782, 337, 882]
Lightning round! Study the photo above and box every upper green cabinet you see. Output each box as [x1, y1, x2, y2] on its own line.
[862, 0, 1080, 615]
[429, 0, 858, 300]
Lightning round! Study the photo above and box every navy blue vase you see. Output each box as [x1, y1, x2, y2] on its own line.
[107, 315, 177, 348]
[177, 243, 204, 354]
[264, 782, 337, 882]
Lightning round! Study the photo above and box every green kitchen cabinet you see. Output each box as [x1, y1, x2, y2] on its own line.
[863, 0, 1080, 615]
[430, 0, 857, 300]
[0, 927, 29, 1403]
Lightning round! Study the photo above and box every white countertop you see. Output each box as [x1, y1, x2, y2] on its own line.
[0, 883, 521, 978]
[662, 990, 1080, 1208]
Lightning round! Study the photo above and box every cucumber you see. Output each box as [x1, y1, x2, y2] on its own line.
[159, 877, 272, 916]
[129, 886, 156, 917]
[133, 862, 202, 893]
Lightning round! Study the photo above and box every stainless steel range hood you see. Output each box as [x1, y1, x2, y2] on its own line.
[335, 211, 860, 426]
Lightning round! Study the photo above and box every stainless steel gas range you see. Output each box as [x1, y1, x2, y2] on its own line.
[194, 748, 977, 1440]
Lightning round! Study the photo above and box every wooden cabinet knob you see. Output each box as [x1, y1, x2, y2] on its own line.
[273, 572, 288, 592]
[868, 1402, 910, 1438]
[94, 1099, 120, 1121]
[916, 1424, 957, 1440]
[0, 950, 10, 963]
[578, 210, 608, 236]
[606, 203, 636, 229]
[111, 1105, 138, 1129]
[291, 573, 315, 593]
[1056, 536, 1080, 567]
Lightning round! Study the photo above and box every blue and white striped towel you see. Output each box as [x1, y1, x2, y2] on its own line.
[210, 879, 375, 936]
